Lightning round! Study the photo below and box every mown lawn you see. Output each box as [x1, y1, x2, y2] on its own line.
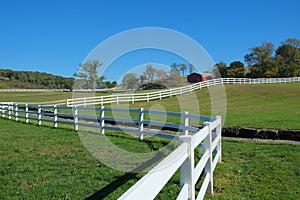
[205, 139, 300, 199]
[0, 118, 299, 199]
[1, 83, 299, 129]
[124, 83, 300, 129]
[0, 92, 72, 103]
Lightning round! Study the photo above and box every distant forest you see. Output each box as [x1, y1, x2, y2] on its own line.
[0, 69, 74, 90]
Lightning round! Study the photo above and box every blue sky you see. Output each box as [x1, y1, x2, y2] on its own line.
[1, 0, 299, 81]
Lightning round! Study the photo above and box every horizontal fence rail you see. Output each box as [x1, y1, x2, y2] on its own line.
[0, 102, 222, 200]
[2, 77, 298, 106]
[67, 77, 300, 107]
[0, 76, 298, 199]
[119, 116, 222, 200]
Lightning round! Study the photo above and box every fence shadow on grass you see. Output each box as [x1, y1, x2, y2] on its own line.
[85, 152, 164, 200]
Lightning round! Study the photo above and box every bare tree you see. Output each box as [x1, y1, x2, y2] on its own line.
[122, 73, 138, 89]
[189, 64, 194, 74]
[74, 60, 105, 90]
[144, 64, 156, 82]
[156, 69, 168, 81]
[167, 68, 184, 87]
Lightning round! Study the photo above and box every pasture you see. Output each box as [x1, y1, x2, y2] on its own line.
[126, 83, 300, 129]
[0, 83, 299, 199]
[1, 83, 299, 129]
[0, 118, 299, 199]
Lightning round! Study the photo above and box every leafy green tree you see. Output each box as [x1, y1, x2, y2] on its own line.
[0, 69, 75, 89]
[275, 38, 300, 77]
[244, 42, 277, 77]
[111, 81, 117, 88]
[74, 60, 105, 90]
[103, 81, 117, 88]
[213, 62, 228, 78]
[245, 42, 275, 65]
[227, 61, 245, 78]
[122, 73, 139, 89]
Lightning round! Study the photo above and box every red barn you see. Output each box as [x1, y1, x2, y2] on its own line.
[187, 73, 205, 83]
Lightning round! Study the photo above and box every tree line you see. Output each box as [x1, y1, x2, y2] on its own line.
[214, 38, 300, 78]
[0, 69, 75, 89]
[0, 61, 118, 90]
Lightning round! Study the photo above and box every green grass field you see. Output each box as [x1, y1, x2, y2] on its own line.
[119, 83, 300, 129]
[1, 83, 299, 199]
[0, 92, 72, 103]
[0, 118, 299, 199]
[1, 83, 299, 129]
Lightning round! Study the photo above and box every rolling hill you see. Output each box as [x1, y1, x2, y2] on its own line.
[0, 69, 74, 90]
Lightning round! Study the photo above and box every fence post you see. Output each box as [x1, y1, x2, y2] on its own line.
[159, 91, 162, 100]
[38, 105, 42, 125]
[147, 94, 149, 103]
[183, 111, 189, 135]
[84, 97, 86, 107]
[25, 104, 29, 123]
[54, 105, 58, 128]
[100, 96, 104, 106]
[190, 85, 192, 93]
[216, 116, 222, 162]
[179, 135, 195, 200]
[203, 121, 213, 194]
[73, 106, 78, 131]
[169, 89, 172, 97]
[132, 94, 135, 104]
[1, 104, 5, 117]
[100, 106, 105, 134]
[15, 104, 18, 121]
[66, 99, 69, 107]
[138, 108, 144, 140]
[8, 104, 12, 119]
[115, 94, 118, 104]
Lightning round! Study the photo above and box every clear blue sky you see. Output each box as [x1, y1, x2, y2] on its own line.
[1, 0, 299, 81]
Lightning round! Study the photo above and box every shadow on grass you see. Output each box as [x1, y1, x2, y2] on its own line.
[85, 152, 164, 200]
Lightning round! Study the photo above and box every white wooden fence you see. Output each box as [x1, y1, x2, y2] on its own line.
[119, 116, 222, 200]
[1, 77, 298, 198]
[67, 77, 300, 107]
[0, 102, 221, 199]
[2, 77, 298, 106]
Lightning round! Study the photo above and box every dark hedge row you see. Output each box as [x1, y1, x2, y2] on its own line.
[222, 127, 300, 141]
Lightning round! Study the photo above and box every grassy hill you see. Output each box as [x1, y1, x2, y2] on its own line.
[1, 83, 299, 129]
[0, 69, 74, 89]
[1, 83, 299, 199]
[121, 83, 300, 129]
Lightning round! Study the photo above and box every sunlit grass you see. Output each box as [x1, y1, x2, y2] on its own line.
[0, 118, 299, 199]
[1, 83, 299, 129]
